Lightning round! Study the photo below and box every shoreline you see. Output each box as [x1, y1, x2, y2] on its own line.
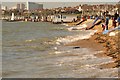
[64, 19, 119, 69]
[3, 20, 119, 77]
[65, 33, 119, 68]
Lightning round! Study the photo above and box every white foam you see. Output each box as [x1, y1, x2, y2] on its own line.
[61, 23, 69, 26]
[54, 51, 62, 54]
[67, 24, 87, 31]
[56, 30, 97, 44]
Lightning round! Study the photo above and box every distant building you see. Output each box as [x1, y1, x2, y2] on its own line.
[26, 2, 43, 11]
[16, 3, 25, 10]
[52, 14, 77, 23]
[17, 4, 20, 10]
[21, 3, 25, 10]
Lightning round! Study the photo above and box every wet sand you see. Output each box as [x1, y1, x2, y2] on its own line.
[65, 34, 104, 51]
[65, 19, 120, 69]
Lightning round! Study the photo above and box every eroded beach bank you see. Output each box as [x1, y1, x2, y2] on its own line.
[65, 33, 119, 69]
[55, 18, 119, 77]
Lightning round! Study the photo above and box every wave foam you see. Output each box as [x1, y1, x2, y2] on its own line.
[56, 30, 97, 44]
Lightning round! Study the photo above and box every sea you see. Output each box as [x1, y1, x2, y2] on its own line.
[2, 21, 118, 78]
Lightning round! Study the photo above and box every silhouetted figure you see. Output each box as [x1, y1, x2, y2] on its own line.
[105, 16, 109, 30]
[114, 13, 119, 20]
[112, 13, 119, 28]
[112, 18, 117, 28]
[117, 16, 120, 26]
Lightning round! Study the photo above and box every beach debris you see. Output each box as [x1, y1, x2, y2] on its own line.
[73, 46, 80, 49]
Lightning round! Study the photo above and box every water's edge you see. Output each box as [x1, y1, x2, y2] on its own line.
[2, 22, 118, 78]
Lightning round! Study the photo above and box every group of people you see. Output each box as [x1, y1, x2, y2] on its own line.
[103, 12, 120, 30]
[92, 12, 120, 31]
[70, 11, 120, 33]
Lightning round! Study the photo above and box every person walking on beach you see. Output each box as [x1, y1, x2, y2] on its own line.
[112, 12, 119, 28]
[117, 16, 120, 26]
[112, 18, 117, 28]
[114, 12, 119, 20]
[105, 15, 109, 30]
[101, 18, 106, 31]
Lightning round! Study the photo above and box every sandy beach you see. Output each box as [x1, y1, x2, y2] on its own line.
[65, 19, 120, 69]
[2, 1, 120, 78]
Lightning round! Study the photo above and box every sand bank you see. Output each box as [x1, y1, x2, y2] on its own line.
[65, 19, 119, 69]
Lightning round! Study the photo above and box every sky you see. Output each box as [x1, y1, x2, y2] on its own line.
[1, 1, 119, 9]
[1, 0, 119, 2]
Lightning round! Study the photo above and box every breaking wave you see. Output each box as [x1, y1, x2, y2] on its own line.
[56, 30, 97, 44]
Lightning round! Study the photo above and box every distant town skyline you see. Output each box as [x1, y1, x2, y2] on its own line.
[1, 2, 118, 9]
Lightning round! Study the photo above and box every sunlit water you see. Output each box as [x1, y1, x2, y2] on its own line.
[2, 21, 118, 78]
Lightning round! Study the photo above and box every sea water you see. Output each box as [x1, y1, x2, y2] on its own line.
[2, 21, 118, 78]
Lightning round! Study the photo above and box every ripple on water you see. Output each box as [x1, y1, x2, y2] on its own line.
[2, 22, 118, 78]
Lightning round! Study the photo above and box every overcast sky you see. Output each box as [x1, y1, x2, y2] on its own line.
[1, 1, 119, 9]
[1, 0, 119, 2]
